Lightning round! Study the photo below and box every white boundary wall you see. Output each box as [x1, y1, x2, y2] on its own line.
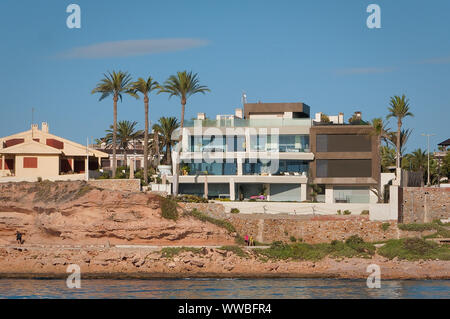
[218, 201, 371, 215]
[0, 174, 86, 183]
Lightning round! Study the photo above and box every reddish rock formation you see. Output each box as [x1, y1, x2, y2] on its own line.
[0, 246, 448, 279]
[0, 181, 235, 246]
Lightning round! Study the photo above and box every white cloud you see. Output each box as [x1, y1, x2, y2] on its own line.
[57, 38, 208, 59]
[334, 67, 395, 75]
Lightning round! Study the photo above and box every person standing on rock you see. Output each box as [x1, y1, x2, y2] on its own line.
[249, 235, 254, 246]
[244, 234, 249, 246]
[16, 231, 23, 245]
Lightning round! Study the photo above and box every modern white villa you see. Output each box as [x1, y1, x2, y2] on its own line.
[170, 102, 381, 203]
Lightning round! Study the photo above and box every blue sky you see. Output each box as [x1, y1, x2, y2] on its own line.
[0, 0, 449, 152]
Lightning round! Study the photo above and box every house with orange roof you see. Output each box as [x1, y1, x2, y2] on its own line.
[0, 122, 108, 182]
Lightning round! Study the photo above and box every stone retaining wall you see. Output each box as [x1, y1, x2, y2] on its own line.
[401, 187, 450, 223]
[226, 215, 398, 244]
[87, 179, 141, 192]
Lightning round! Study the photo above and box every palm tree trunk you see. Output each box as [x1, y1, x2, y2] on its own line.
[155, 133, 160, 166]
[143, 95, 149, 184]
[173, 101, 186, 196]
[123, 148, 127, 170]
[112, 96, 118, 178]
[396, 119, 401, 169]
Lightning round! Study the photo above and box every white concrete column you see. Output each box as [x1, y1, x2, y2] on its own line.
[85, 156, 89, 181]
[230, 178, 235, 200]
[244, 128, 249, 150]
[389, 185, 399, 220]
[129, 159, 134, 179]
[265, 183, 270, 201]
[237, 158, 243, 176]
[300, 183, 307, 202]
[325, 185, 334, 203]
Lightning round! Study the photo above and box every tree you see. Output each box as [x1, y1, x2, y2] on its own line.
[130, 76, 159, 184]
[152, 117, 180, 166]
[386, 95, 414, 171]
[380, 146, 396, 172]
[370, 118, 391, 202]
[92, 71, 137, 178]
[158, 71, 210, 195]
[320, 114, 330, 123]
[386, 128, 412, 157]
[104, 120, 143, 168]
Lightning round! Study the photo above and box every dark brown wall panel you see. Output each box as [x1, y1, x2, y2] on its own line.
[317, 159, 372, 178]
[317, 134, 371, 152]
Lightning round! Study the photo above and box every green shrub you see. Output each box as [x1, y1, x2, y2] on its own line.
[289, 236, 297, 243]
[98, 172, 110, 179]
[345, 235, 364, 245]
[218, 246, 248, 258]
[161, 247, 202, 258]
[160, 196, 179, 220]
[398, 221, 450, 239]
[381, 222, 390, 231]
[343, 210, 351, 215]
[185, 209, 236, 234]
[361, 210, 369, 215]
[176, 194, 208, 203]
[337, 209, 341, 215]
[378, 238, 450, 261]
[37, 177, 42, 182]
[398, 223, 436, 232]
[230, 208, 240, 214]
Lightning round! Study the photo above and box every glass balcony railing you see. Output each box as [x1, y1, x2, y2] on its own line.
[184, 118, 312, 128]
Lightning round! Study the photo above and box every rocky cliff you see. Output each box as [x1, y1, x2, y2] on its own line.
[0, 181, 235, 246]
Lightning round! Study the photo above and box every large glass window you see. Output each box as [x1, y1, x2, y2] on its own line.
[190, 136, 245, 152]
[334, 186, 370, 203]
[279, 135, 309, 152]
[249, 134, 309, 152]
[243, 159, 309, 175]
[181, 160, 237, 175]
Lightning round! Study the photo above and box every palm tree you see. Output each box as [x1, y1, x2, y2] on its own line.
[380, 146, 396, 172]
[92, 71, 137, 178]
[130, 76, 159, 184]
[404, 148, 427, 185]
[370, 118, 390, 202]
[150, 131, 163, 168]
[105, 120, 143, 168]
[152, 117, 180, 166]
[158, 71, 210, 195]
[386, 95, 414, 171]
[386, 128, 412, 157]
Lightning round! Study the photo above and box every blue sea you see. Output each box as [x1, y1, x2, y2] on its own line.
[0, 278, 449, 299]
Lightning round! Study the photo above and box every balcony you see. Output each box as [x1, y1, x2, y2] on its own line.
[184, 118, 312, 128]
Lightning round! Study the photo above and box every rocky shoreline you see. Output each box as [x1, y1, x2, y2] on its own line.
[0, 246, 448, 280]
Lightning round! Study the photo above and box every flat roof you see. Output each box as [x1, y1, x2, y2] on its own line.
[244, 102, 310, 119]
